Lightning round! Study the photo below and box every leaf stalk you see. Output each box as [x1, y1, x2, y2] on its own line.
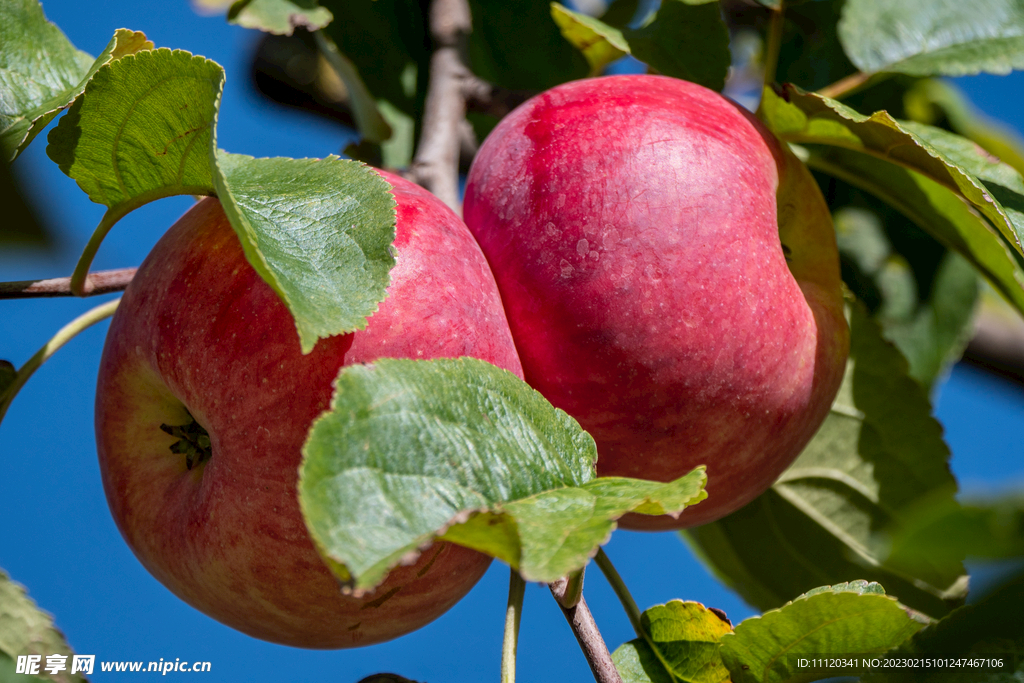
[594, 548, 644, 639]
[502, 568, 527, 683]
[0, 298, 120, 425]
[817, 71, 874, 100]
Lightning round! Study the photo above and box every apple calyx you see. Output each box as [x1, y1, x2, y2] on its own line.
[159, 412, 211, 470]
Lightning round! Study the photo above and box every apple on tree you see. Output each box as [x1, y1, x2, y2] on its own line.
[464, 75, 850, 529]
[94, 171, 523, 648]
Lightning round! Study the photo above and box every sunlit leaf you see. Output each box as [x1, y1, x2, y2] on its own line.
[0, 0, 151, 160]
[46, 49, 222, 209]
[300, 358, 707, 592]
[763, 85, 1024, 260]
[721, 582, 927, 683]
[613, 601, 733, 683]
[213, 153, 397, 353]
[550, 3, 628, 76]
[839, 0, 1024, 77]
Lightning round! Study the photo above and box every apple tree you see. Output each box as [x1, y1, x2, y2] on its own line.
[2, 0, 1024, 681]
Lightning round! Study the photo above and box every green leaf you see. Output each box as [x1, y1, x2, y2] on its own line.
[550, 0, 729, 90]
[904, 79, 1024, 179]
[0, 0, 151, 161]
[614, 641, 675, 683]
[763, 85, 1024, 261]
[720, 581, 927, 683]
[775, 0, 857, 92]
[46, 49, 222, 209]
[684, 303, 967, 620]
[863, 574, 1024, 683]
[833, 203, 979, 389]
[881, 495, 1024, 575]
[299, 358, 707, 592]
[44, 46, 397, 350]
[878, 250, 978, 389]
[0, 568, 86, 683]
[311, 32, 392, 144]
[805, 144, 1024, 318]
[838, 0, 1024, 77]
[212, 153, 397, 354]
[613, 601, 733, 683]
[622, 0, 730, 91]
[469, 0, 589, 91]
[320, 0, 429, 120]
[903, 118, 1024, 232]
[550, 3, 629, 76]
[227, 0, 333, 35]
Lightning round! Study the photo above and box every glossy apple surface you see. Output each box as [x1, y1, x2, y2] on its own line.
[95, 172, 523, 647]
[463, 75, 849, 529]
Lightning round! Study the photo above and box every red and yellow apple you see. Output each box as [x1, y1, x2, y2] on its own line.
[463, 75, 849, 530]
[95, 171, 523, 647]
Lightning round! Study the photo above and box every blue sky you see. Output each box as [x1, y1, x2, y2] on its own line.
[2, 2, 1023, 681]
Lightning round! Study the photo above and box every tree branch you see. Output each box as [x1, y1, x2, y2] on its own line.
[408, 0, 472, 212]
[549, 578, 623, 683]
[0, 267, 137, 299]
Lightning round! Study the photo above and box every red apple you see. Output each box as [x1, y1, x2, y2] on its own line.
[95, 171, 523, 647]
[463, 75, 849, 530]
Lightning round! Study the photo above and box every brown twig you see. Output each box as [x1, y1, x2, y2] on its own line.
[0, 267, 137, 299]
[549, 578, 623, 683]
[408, 0, 473, 212]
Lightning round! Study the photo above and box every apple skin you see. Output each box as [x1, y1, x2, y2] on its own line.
[95, 171, 523, 647]
[463, 75, 849, 530]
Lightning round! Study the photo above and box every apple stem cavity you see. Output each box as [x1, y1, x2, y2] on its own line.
[160, 411, 212, 470]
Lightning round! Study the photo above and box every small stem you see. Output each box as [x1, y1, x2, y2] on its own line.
[502, 569, 527, 683]
[560, 567, 585, 608]
[70, 209, 122, 296]
[0, 298, 120, 425]
[594, 548, 681, 683]
[68, 187, 212, 297]
[0, 267, 137, 299]
[549, 579, 623, 683]
[817, 71, 873, 100]
[761, 0, 786, 91]
[594, 548, 644, 640]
